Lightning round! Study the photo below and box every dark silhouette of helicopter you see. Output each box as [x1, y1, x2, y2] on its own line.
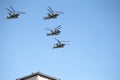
[43, 6, 63, 20]
[6, 6, 25, 19]
[53, 38, 69, 49]
[45, 25, 61, 36]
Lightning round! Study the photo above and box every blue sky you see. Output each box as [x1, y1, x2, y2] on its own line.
[0, 0, 120, 80]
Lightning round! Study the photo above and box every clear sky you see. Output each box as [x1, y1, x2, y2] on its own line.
[0, 0, 120, 80]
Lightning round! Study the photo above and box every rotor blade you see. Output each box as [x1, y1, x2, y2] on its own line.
[6, 8, 13, 13]
[48, 6, 54, 13]
[55, 11, 64, 14]
[61, 41, 69, 42]
[55, 38, 61, 43]
[45, 29, 54, 33]
[10, 6, 15, 13]
[16, 11, 25, 14]
[47, 9, 53, 13]
[55, 25, 61, 29]
[45, 29, 52, 31]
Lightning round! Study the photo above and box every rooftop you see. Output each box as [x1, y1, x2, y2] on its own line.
[16, 72, 60, 80]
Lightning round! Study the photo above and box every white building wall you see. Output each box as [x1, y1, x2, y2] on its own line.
[38, 75, 51, 80]
[23, 75, 52, 80]
[24, 75, 38, 80]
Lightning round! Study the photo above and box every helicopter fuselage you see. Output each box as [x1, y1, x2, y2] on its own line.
[47, 30, 61, 36]
[53, 43, 65, 48]
[7, 13, 20, 19]
[44, 13, 59, 20]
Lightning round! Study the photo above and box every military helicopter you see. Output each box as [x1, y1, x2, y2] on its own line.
[45, 25, 61, 36]
[53, 38, 69, 49]
[6, 6, 25, 19]
[43, 6, 63, 20]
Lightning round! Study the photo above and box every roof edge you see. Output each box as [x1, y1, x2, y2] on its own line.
[16, 72, 60, 80]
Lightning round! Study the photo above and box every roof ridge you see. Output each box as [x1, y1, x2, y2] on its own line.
[16, 71, 60, 80]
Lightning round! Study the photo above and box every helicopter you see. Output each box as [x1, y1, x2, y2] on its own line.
[45, 25, 61, 36]
[43, 6, 63, 20]
[6, 6, 25, 19]
[53, 38, 69, 49]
